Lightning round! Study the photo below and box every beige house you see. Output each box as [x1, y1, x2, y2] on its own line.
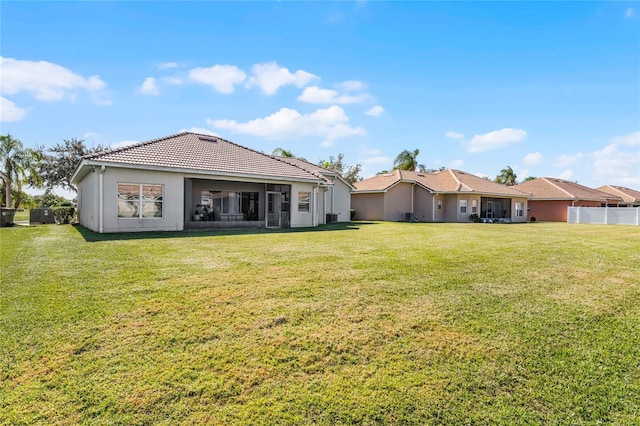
[595, 185, 640, 207]
[71, 132, 352, 233]
[352, 169, 530, 223]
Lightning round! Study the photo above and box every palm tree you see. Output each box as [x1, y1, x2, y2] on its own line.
[494, 166, 517, 186]
[272, 147, 294, 157]
[1, 134, 42, 208]
[393, 148, 426, 172]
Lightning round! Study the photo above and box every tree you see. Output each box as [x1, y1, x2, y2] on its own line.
[33, 193, 68, 208]
[523, 176, 536, 182]
[319, 154, 362, 185]
[494, 166, 517, 186]
[271, 147, 294, 157]
[1, 134, 42, 208]
[39, 138, 104, 193]
[393, 148, 426, 172]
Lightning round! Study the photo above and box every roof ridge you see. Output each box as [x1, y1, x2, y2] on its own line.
[447, 169, 465, 191]
[268, 155, 328, 182]
[542, 177, 575, 198]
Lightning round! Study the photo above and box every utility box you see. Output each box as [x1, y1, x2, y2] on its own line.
[30, 208, 55, 224]
[326, 213, 338, 223]
[1, 208, 16, 227]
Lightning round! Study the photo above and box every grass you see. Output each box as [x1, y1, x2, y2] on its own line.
[1, 222, 639, 424]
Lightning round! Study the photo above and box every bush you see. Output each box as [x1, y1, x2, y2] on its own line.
[350, 209, 356, 220]
[530, 216, 536, 223]
[53, 205, 75, 224]
[469, 214, 481, 223]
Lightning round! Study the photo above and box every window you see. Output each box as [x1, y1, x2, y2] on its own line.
[437, 200, 442, 210]
[298, 192, 310, 212]
[460, 200, 467, 214]
[516, 202, 524, 217]
[118, 183, 163, 218]
[471, 200, 477, 214]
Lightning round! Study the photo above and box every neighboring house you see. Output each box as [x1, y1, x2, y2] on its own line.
[271, 156, 354, 223]
[351, 169, 530, 223]
[595, 185, 640, 207]
[71, 132, 351, 233]
[514, 177, 622, 222]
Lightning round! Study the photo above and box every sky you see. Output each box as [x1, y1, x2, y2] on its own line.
[1, 1, 639, 199]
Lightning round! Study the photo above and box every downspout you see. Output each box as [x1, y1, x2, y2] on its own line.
[411, 183, 415, 217]
[99, 165, 105, 233]
[432, 193, 438, 222]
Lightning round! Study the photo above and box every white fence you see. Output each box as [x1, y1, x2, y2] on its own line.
[567, 207, 640, 226]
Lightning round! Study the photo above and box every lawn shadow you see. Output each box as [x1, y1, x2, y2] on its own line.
[73, 221, 378, 242]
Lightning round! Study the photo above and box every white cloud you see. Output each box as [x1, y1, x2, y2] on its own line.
[445, 131, 465, 140]
[158, 62, 179, 70]
[82, 131, 100, 139]
[338, 80, 366, 91]
[246, 62, 317, 95]
[360, 156, 390, 165]
[592, 137, 640, 186]
[365, 105, 384, 116]
[523, 152, 543, 165]
[162, 77, 183, 85]
[298, 86, 369, 105]
[189, 64, 247, 94]
[467, 128, 527, 153]
[180, 127, 219, 137]
[0, 96, 28, 122]
[139, 77, 159, 95]
[625, 8, 635, 18]
[558, 169, 574, 180]
[110, 140, 139, 149]
[1, 56, 109, 104]
[610, 131, 640, 146]
[553, 153, 583, 167]
[208, 105, 365, 146]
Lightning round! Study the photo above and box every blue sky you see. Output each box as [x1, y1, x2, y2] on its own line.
[2, 1, 639, 198]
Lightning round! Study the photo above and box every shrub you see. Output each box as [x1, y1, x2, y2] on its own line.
[350, 209, 356, 220]
[53, 205, 75, 224]
[469, 214, 481, 223]
[530, 216, 537, 223]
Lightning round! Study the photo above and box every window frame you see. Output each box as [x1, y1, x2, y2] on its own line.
[471, 200, 478, 214]
[515, 202, 524, 217]
[118, 183, 164, 219]
[459, 200, 468, 214]
[298, 191, 311, 213]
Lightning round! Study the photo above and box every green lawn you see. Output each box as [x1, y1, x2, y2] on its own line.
[1, 222, 639, 424]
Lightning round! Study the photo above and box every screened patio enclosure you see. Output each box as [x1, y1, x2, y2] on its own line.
[480, 197, 512, 220]
[184, 178, 291, 229]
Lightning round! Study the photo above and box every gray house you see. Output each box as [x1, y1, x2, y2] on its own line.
[71, 132, 353, 233]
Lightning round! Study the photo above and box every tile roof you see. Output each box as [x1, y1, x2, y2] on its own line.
[595, 185, 640, 203]
[354, 169, 529, 197]
[515, 177, 622, 201]
[81, 132, 324, 182]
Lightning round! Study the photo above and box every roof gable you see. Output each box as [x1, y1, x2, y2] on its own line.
[76, 132, 324, 182]
[595, 185, 640, 203]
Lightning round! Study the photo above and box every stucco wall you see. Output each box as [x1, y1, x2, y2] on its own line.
[351, 193, 384, 220]
[528, 199, 600, 222]
[77, 169, 99, 232]
[413, 188, 434, 222]
[510, 197, 529, 223]
[330, 179, 352, 222]
[384, 183, 414, 221]
[101, 168, 185, 232]
[290, 182, 320, 227]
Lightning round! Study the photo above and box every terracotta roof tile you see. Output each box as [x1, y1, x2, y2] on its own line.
[354, 169, 529, 197]
[515, 178, 621, 201]
[84, 132, 323, 182]
[595, 185, 640, 203]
